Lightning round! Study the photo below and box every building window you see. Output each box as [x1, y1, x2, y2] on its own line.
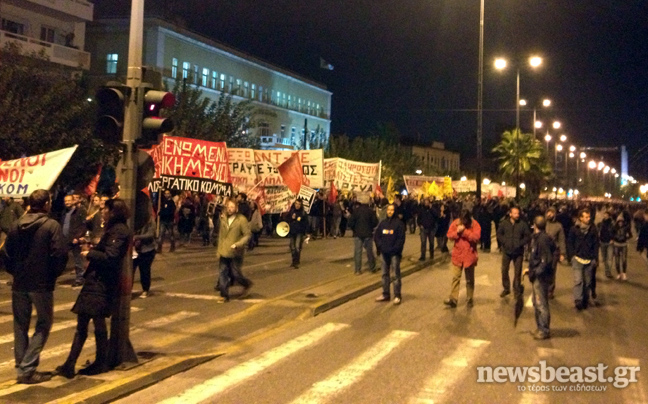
[202, 68, 209, 87]
[244, 82, 249, 97]
[182, 62, 190, 79]
[235, 79, 242, 95]
[193, 65, 199, 84]
[281, 125, 286, 136]
[106, 53, 118, 74]
[211, 71, 217, 88]
[1, 18, 25, 35]
[40, 26, 55, 43]
[171, 58, 178, 79]
[220, 74, 226, 90]
[251, 84, 256, 99]
[228, 76, 234, 92]
[288, 95, 292, 109]
[298, 98, 302, 112]
[259, 122, 270, 137]
[264, 88, 269, 102]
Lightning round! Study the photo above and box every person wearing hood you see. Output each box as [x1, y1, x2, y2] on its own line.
[374, 204, 406, 305]
[2, 190, 67, 384]
[287, 199, 309, 268]
[612, 214, 632, 280]
[567, 209, 600, 310]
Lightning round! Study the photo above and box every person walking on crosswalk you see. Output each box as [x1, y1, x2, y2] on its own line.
[374, 204, 406, 305]
[215, 200, 253, 303]
[444, 209, 481, 308]
[527, 216, 556, 340]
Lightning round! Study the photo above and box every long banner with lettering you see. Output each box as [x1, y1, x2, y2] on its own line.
[403, 175, 447, 194]
[0, 146, 78, 197]
[149, 136, 233, 196]
[324, 157, 381, 193]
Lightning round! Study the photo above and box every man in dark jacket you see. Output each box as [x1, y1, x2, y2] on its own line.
[0, 197, 25, 247]
[496, 206, 531, 298]
[60, 194, 87, 287]
[545, 207, 567, 299]
[568, 209, 600, 310]
[287, 200, 309, 268]
[374, 204, 406, 304]
[417, 198, 438, 261]
[348, 194, 378, 274]
[2, 190, 67, 384]
[597, 210, 614, 278]
[527, 216, 556, 340]
[157, 190, 176, 253]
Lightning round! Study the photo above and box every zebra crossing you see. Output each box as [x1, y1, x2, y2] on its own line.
[123, 322, 643, 404]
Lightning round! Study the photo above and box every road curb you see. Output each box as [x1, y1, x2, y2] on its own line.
[310, 254, 444, 316]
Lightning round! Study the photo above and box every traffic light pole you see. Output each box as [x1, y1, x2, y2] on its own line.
[110, 0, 144, 367]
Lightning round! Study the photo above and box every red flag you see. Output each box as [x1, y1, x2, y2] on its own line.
[328, 181, 338, 204]
[84, 165, 102, 196]
[277, 153, 303, 194]
[375, 184, 384, 198]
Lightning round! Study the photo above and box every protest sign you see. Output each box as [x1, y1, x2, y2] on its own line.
[297, 185, 316, 213]
[324, 158, 381, 193]
[0, 146, 77, 197]
[403, 175, 446, 194]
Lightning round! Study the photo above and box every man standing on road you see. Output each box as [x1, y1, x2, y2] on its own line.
[287, 199, 308, 268]
[216, 200, 252, 303]
[597, 210, 614, 279]
[545, 207, 566, 299]
[527, 216, 556, 340]
[157, 190, 176, 253]
[348, 194, 378, 275]
[497, 206, 531, 299]
[417, 198, 438, 261]
[0, 197, 25, 248]
[567, 209, 599, 310]
[444, 209, 481, 308]
[60, 194, 87, 287]
[374, 204, 406, 305]
[2, 190, 67, 384]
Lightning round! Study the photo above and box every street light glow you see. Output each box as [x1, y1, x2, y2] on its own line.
[604, 166, 610, 174]
[569, 145, 576, 152]
[519, 183, 526, 189]
[556, 144, 563, 151]
[415, 169, 422, 175]
[580, 152, 587, 159]
[569, 152, 575, 158]
[545, 134, 552, 142]
[553, 121, 562, 129]
[483, 178, 491, 185]
[588, 161, 597, 169]
[460, 176, 467, 181]
[529, 56, 542, 67]
[494, 58, 507, 70]
[611, 168, 617, 174]
[535, 121, 543, 128]
[519, 99, 527, 106]
[559, 134, 567, 142]
[542, 99, 551, 107]
[598, 161, 605, 170]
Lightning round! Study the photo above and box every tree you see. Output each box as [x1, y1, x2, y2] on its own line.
[167, 79, 273, 148]
[491, 129, 551, 196]
[0, 43, 115, 190]
[326, 123, 421, 191]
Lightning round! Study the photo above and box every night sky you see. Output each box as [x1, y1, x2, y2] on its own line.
[95, 1, 648, 177]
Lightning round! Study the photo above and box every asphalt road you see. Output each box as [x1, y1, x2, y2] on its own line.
[112, 236, 648, 404]
[0, 231, 646, 403]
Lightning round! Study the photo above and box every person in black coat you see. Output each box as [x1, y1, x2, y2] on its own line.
[496, 207, 531, 298]
[374, 204, 406, 304]
[3, 190, 67, 384]
[567, 209, 599, 310]
[435, 202, 451, 255]
[527, 216, 556, 340]
[417, 198, 438, 261]
[348, 194, 378, 274]
[287, 200, 309, 268]
[60, 194, 87, 287]
[56, 199, 132, 379]
[638, 212, 648, 268]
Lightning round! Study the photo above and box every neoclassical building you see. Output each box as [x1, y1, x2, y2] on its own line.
[85, 18, 332, 150]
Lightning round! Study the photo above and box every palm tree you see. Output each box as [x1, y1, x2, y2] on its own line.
[492, 129, 552, 196]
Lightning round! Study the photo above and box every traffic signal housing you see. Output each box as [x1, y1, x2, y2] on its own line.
[139, 88, 175, 147]
[95, 82, 128, 145]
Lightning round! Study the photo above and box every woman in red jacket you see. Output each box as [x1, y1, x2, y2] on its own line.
[444, 209, 481, 308]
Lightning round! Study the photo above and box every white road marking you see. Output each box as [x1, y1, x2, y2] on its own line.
[158, 322, 349, 404]
[409, 338, 490, 404]
[618, 357, 646, 403]
[525, 294, 533, 308]
[537, 347, 563, 359]
[290, 330, 417, 404]
[163, 292, 263, 303]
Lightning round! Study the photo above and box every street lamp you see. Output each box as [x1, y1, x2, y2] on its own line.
[476, 0, 484, 200]
[494, 55, 543, 199]
[544, 134, 552, 153]
[553, 121, 562, 130]
[560, 134, 567, 142]
[542, 99, 551, 107]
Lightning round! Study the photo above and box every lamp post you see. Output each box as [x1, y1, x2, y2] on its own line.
[532, 98, 551, 139]
[494, 55, 542, 200]
[476, 0, 484, 199]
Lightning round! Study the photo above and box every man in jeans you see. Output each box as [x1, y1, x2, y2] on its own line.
[374, 204, 406, 305]
[496, 206, 531, 298]
[597, 210, 614, 278]
[567, 209, 600, 310]
[157, 190, 176, 253]
[527, 216, 556, 340]
[2, 190, 67, 384]
[417, 198, 438, 261]
[60, 194, 86, 287]
[348, 194, 378, 275]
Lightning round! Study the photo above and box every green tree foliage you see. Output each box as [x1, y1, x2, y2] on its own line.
[491, 129, 552, 195]
[0, 43, 113, 190]
[167, 79, 272, 148]
[326, 123, 420, 189]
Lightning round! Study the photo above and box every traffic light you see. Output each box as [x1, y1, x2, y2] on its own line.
[139, 87, 175, 147]
[94, 82, 128, 145]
